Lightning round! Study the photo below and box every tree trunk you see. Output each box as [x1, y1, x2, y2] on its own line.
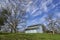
[11, 28, 13, 33]
[0, 26, 1, 32]
[14, 25, 17, 33]
[14, 28, 17, 33]
[0, 27, 1, 31]
[52, 31, 55, 34]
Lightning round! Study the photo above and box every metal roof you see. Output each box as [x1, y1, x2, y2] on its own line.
[25, 24, 42, 30]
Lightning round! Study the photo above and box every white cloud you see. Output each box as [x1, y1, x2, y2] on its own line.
[39, 0, 53, 12]
[32, 10, 42, 17]
[39, 15, 47, 23]
[27, 14, 47, 26]
[27, 19, 39, 26]
[33, 0, 38, 4]
[26, 1, 33, 7]
[31, 8, 39, 14]
[26, 0, 53, 18]
[55, 12, 60, 17]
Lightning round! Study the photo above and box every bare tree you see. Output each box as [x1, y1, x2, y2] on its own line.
[55, 17, 60, 33]
[6, 0, 28, 33]
[45, 13, 57, 34]
[0, 8, 11, 32]
[0, 0, 31, 33]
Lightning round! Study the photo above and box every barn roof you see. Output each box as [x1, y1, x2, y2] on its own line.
[25, 24, 42, 30]
[28, 24, 41, 27]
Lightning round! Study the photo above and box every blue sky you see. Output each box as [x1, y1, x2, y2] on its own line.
[0, 0, 60, 29]
[26, 0, 60, 26]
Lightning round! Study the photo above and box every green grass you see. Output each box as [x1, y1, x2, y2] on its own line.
[0, 33, 60, 40]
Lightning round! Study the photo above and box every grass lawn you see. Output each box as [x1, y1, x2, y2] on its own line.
[0, 33, 60, 40]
